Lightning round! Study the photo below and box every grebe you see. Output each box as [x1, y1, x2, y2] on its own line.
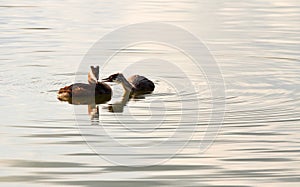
[102, 73, 155, 95]
[57, 66, 112, 104]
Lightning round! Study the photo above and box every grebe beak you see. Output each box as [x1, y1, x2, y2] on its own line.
[102, 77, 112, 82]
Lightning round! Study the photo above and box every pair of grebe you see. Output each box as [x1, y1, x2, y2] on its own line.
[57, 66, 155, 102]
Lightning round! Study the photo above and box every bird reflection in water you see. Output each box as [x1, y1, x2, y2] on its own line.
[102, 72, 155, 113]
[58, 68, 155, 122]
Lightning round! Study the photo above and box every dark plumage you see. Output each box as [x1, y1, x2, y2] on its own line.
[57, 82, 112, 104]
[58, 82, 111, 98]
[57, 66, 112, 104]
[127, 75, 155, 93]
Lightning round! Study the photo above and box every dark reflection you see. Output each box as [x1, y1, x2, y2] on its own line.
[58, 90, 150, 121]
[105, 91, 131, 113]
[57, 93, 111, 120]
[105, 91, 151, 113]
[58, 94, 112, 105]
[88, 104, 99, 121]
[58, 95, 110, 121]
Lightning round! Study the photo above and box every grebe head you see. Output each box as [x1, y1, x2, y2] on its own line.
[102, 73, 125, 84]
[88, 66, 99, 84]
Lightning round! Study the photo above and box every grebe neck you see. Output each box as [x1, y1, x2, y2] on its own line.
[88, 72, 97, 84]
[119, 74, 134, 93]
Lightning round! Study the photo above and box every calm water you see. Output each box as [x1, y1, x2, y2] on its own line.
[1, 0, 300, 186]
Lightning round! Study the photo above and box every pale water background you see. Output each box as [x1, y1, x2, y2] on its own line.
[1, 0, 300, 186]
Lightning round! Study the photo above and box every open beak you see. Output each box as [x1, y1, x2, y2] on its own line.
[102, 77, 111, 82]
